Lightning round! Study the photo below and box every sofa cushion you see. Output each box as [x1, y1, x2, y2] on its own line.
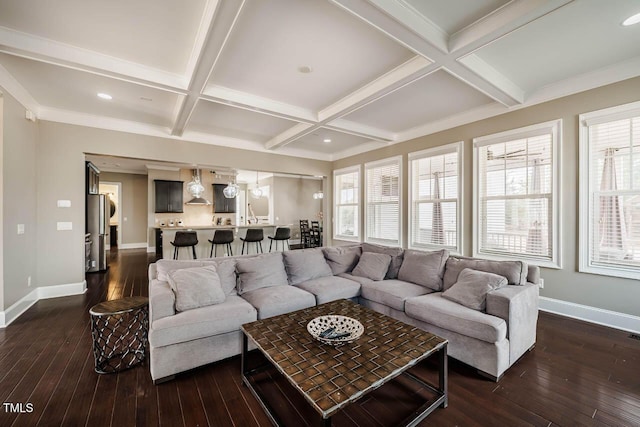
[405, 293, 507, 343]
[397, 249, 449, 291]
[362, 243, 404, 279]
[155, 258, 238, 295]
[443, 257, 528, 290]
[156, 259, 213, 282]
[352, 252, 391, 281]
[322, 246, 361, 275]
[236, 252, 288, 295]
[360, 279, 433, 311]
[337, 273, 375, 286]
[167, 265, 226, 312]
[283, 248, 332, 285]
[295, 276, 361, 304]
[149, 295, 257, 348]
[241, 285, 316, 319]
[442, 268, 508, 311]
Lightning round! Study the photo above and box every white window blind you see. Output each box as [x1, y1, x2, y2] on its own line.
[365, 157, 402, 246]
[409, 142, 462, 253]
[580, 103, 640, 278]
[474, 120, 560, 267]
[333, 166, 360, 241]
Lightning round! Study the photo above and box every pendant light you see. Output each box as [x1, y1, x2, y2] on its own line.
[223, 172, 238, 199]
[251, 171, 263, 198]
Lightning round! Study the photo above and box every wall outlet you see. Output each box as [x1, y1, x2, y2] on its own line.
[27, 276, 31, 287]
[539, 278, 544, 289]
[17, 224, 25, 235]
[57, 222, 73, 231]
[91, 260, 96, 267]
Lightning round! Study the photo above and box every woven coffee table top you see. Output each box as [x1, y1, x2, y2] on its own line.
[241, 299, 447, 418]
[89, 296, 149, 316]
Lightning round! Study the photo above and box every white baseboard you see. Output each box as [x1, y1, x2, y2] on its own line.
[540, 296, 640, 333]
[0, 280, 87, 328]
[147, 246, 156, 253]
[118, 242, 148, 250]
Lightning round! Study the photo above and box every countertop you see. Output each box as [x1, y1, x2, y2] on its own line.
[159, 224, 289, 231]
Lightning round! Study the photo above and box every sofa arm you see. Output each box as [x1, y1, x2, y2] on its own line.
[486, 283, 539, 363]
[148, 263, 158, 281]
[149, 279, 175, 322]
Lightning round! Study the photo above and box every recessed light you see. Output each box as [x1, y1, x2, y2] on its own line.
[323, 138, 331, 143]
[97, 93, 112, 100]
[622, 12, 640, 26]
[298, 66, 313, 74]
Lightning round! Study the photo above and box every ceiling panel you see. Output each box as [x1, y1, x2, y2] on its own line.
[0, 0, 207, 73]
[342, 70, 494, 133]
[209, 0, 414, 111]
[188, 100, 298, 142]
[0, 53, 179, 127]
[404, 0, 509, 34]
[476, 0, 640, 93]
[286, 127, 379, 154]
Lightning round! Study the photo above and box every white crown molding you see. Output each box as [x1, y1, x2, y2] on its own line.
[0, 26, 187, 92]
[324, 119, 395, 142]
[0, 63, 40, 114]
[540, 296, 640, 334]
[0, 281, 86, 328]
[330, 140, 392, 161]
[146, 164, 181, 172]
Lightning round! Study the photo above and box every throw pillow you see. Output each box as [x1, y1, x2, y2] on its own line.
[322, 246, 361, 275]
[155, 259, 213, 282]
[362, 243, 404, 279]
[235, 252, 289, 295]
[442, 257, 528, 290]
[398, 249, 449, 291]
[442, 268, 508, 311]
[167, 265, 226, 312]
[282, 248, 332, 285]
[351, 252, 392, 282]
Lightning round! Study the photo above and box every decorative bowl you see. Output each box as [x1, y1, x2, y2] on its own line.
[307, 315, 364, 346]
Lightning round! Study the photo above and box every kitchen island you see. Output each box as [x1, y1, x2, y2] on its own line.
[159, 224, 292, 259]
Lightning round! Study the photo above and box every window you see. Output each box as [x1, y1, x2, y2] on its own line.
[579, 101, 640, 279]
[473, 120, 561, 267]
[409, 142, 463, 253]
[365, 156, 402, 246]
[333, 166, 360, 241]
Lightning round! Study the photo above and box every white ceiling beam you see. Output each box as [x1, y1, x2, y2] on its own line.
[324, 119, 394, 142]
[170, 0, 245, 136]
[0, 63, 40, 114]
[449, 0, 575, 55]
[265, 56, 433, 150]
[451, 55, 524, 105]
[0, 26, 187, 92]
[202, 85, 317, 123]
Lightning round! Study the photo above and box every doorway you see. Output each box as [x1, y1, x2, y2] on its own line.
[99, 182, 122, 248]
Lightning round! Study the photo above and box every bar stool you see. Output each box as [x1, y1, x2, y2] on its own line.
[268, 227, 291, 252]
[208, 229, 234, 257]
[171, 231, 198, 259]
[241, 228, 264, 254]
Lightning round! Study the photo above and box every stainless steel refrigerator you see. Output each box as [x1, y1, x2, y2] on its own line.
[87, 194, 110, 272]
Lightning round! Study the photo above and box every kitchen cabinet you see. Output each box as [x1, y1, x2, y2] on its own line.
[155, 180, 184, 213]
[213, 184, 236, 213]
[86, 162, 100, 194]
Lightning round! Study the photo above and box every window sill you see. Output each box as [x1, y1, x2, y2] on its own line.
[473, 250, 561, 269]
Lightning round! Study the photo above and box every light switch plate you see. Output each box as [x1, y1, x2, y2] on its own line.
[57, 222, 73, 231]
[17, 224, 25, 234]
[57, 200, 71, 208]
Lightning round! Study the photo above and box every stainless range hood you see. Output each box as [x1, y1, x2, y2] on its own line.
[185, 169, 211, 205]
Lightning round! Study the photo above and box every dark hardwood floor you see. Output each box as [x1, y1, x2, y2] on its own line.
[0, 248, 639, 426]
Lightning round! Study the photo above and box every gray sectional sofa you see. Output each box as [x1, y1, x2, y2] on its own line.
[148, 243, 539, 383]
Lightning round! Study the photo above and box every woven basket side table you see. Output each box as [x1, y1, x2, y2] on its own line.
[89, 296, 149, 374]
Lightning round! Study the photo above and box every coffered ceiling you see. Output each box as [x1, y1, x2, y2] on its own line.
[1, 0, 639, 161]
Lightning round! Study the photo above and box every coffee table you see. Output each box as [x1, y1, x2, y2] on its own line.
[241, 299, 448, 426]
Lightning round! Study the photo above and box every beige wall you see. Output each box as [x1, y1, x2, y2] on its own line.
[333, 76, 640, 317]
[1, 89, 38, 309]
[100, 172, 148, 245]
[36, 121, 332, 288]
[272, 176, 322, 241]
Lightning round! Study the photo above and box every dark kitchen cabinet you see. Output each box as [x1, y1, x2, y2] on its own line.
[155, 180, 184, 213]
[213, 184, 236, 213]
